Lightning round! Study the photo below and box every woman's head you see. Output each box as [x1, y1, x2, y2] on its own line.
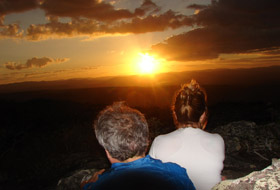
[172, 79, 208, 129]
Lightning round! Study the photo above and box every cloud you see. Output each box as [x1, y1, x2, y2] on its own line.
[108, 10, 192, 34]
[134, 0, 161, 16]
[0, 22, 23, 38]
[0, 0, 38, 16]
[0, 15, 4, 25]
[4, 57, 69, 70]
[2, 0, 279, 61]
[26, 17, 102, 40]
[40, 0, 159, 22]
[40, 0, 133, 22]
[150, 0, 280, 61]
[0, 15, 23, 38]
[1, 0, 192, 40]
[187, 4, 207, 11]
[25, 9, 192, 40]
[55, 58, 69, 63]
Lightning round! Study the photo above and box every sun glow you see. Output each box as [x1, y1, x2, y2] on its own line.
[137, 53, 159, 74]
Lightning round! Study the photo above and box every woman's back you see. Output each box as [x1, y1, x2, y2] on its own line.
[149, 127, 224, 190]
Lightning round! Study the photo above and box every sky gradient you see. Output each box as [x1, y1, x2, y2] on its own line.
[1, 0, 280, 85]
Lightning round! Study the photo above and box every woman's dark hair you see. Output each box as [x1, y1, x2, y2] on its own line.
[94, 101, 149, 161]
[172, 79, 208, 127]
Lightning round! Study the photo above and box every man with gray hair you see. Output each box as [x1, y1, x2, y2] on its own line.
[81, 101, 195, 190]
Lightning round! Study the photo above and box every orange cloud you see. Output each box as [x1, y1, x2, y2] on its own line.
[5, 57, 69, 70]
[26, 17, 103, 40]
[0, 15, 23, 38]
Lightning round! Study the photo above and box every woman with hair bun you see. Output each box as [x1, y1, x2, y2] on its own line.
[149, 79, 225, 190]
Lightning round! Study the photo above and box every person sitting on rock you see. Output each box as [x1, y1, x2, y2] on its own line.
[149, 79, 225, 190]
[81, 101, 195, 190]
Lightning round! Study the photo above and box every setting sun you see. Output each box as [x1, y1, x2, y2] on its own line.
[137, 53, 159, 74]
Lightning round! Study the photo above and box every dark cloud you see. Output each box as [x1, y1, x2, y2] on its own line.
[194, 0, 280, 29]
[151, 0, 280, 61]
[26, 10, 192, 40]
[134, 0, 161, 16]
[187, 4, 207, 10]
[102, 10, 192, 34]
[226, 55, 280, 65]
[5, 57, 69, 70]
[40, 0, 159, 22]
[0, 15, 4, 25]
[0, 0, 38, 16]
[260, 48, 280, 55]
[0, 0, 159, 21]
[40, 0, 133, 22]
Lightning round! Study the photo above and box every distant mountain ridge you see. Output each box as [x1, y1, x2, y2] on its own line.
[1, 65, 280, 93]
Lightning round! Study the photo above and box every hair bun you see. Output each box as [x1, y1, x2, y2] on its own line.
[187, 79, 200, 91]
[181, 79, 200, 96]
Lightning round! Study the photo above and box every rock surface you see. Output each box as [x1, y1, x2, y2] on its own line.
[212, 158, 280, 190]
[211, 121, 280, 178]
[57, 169, 98, 190]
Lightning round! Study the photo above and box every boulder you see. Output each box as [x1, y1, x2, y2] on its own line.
[56, 169, 98, 190]
[212, 158, 280, 190]
[211, 121, 280, 177]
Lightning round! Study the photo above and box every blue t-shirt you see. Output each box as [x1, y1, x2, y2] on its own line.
[83, 155, 195, 190]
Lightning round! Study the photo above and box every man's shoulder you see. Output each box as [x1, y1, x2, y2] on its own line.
[87, 157, 194, 190]
[161, 159, 187, 174]
[144, 156, 188, 177]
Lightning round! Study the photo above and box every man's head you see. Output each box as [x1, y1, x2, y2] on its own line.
[94, 101, 149, 162]
[172, 79, 208, 129]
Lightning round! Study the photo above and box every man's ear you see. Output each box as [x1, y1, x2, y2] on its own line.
[105, 149, 110, 158]
[105, 150, 120, 164]
[199, 111, 208, 130]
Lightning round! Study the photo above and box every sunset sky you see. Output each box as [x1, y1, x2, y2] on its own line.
[1, 0, 280, 85]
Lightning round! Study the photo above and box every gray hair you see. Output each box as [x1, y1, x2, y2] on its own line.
[94, 101, 149, 161]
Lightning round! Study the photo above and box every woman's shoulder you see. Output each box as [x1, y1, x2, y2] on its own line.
[200, 130, 225, 157]
[155, 129, 183, 140]
[196, 128, 223, 141]
[149, 130, 183, 157]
